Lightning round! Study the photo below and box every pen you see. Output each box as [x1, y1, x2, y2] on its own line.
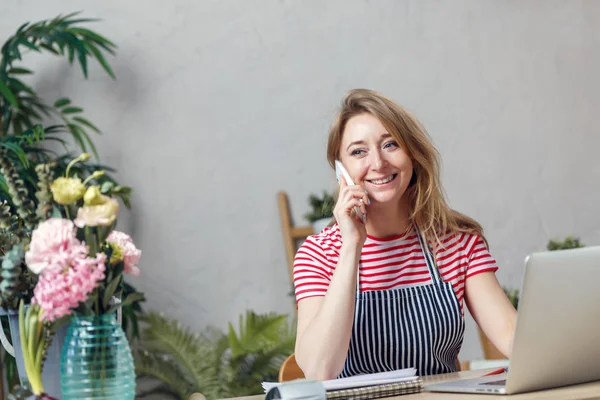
[483, 367, 508, 376]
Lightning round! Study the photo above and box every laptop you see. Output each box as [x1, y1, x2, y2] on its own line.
[425, 246, 600, 395]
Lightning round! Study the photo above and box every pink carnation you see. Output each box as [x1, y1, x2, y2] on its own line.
[33, 252, 106, 322]
[25, 218, 84, 274]
[107, 231, 141, 276]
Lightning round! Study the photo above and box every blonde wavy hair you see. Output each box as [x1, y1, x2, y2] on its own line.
[326, 88, 486, 250]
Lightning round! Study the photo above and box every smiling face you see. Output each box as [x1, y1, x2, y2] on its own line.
[339, 113, 414, 205]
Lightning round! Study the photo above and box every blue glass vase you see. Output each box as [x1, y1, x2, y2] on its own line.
[60, 314, 136, 399]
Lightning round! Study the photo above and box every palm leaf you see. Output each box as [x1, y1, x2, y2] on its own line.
[133, 350, 194, 399]
[0, 12, 116, 141]
[0, 81, 18, 109]
[229, 311, 295, 357]
[0, 141, 29, 168]
[7, 67, 32, 75]
[73, 116, 100, 133]
[138, 312, 219, 392]
[83, 40, 115, 78]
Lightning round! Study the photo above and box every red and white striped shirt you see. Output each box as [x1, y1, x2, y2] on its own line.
[293, 224, 498, 312]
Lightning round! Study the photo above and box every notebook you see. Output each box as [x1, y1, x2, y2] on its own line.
[263, 368, 423, 398]
[326, 378, 423, 399]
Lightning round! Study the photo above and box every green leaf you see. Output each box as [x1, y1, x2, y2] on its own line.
[66, 40, 75, 64]
[7, 68, 33, 75]
[100, 181, 114, 193]
[61, 17, 99, 27]
[54, 98, 71, 108]
[0, 81, 19, 109]
[18, 125, 45, 145]
[41, 136, 68, 150]
[16, 22, 29, 35]
[103, 275, 123, 309]
[66, 123, 98, 158]
[61, 106, 83, 114]
[38, 43, 60, 55]
[67, 123, 86, 151]
[84, 40, 115, 79]
[17, 38, 40, 53]
[0, 142, 29, 168]
[24, 97, 52, 117]
[80, 126, 99, 158]
[11, 118, 23, 135]
[77, 46, 88, 79]
[2, 108, 12, 132]
[70, 27, 116, 49]
[63, 34, 89, 78]
[73, 116, 100, 133]
[121, 292, 145, 307]
[50, 206, 62, 218]
[228, 324, 243, 357]
[8, 77, 34, 95]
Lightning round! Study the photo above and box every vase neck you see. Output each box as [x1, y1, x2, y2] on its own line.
[71, 314, 118, 325]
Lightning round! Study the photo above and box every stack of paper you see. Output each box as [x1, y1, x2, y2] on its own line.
[262, 367, 418, 393]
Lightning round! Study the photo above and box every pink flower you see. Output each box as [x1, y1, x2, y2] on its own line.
[25, 218, 84, 274]
[107, 231, 141, 276]
[33, 252, 106, 322]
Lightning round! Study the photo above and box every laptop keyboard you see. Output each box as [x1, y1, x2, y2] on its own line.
[480, 379, 506, 386]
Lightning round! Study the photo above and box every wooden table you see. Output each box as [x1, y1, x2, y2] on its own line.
[219, 368, 600, 400]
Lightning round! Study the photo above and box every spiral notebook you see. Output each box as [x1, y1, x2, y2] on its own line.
[263, 368, 423, 398]
[326, 377, 423, 399]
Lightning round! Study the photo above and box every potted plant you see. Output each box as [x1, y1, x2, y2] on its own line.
[133, 310, 296, 399]
[0, 12, 146, 396]
[304, 191, 335, 234]
[1, 153, 143, 399]
[478, 236, 585, 360]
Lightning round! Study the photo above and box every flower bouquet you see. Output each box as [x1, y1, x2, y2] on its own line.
[0, 152, 142, 399]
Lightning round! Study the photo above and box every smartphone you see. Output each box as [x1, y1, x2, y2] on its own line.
[335, 160, 365, 222]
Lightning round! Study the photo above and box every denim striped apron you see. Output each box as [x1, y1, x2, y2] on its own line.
[338, 229, 465, 377]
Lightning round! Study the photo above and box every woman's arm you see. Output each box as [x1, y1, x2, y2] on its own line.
[464, 271, 517, 357]
[294, 243, 361, 380]
[295, 176, 368, 380]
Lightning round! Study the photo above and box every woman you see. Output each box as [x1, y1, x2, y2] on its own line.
[292, 89, 517, 380]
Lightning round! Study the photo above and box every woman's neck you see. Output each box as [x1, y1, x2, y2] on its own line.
[364, 197, 411, 239]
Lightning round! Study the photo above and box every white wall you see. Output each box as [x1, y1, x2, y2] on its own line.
[2, 0, 599, 362]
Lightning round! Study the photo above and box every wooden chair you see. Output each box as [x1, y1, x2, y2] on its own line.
[279, 353, 305, 382]
[277, 191, 314, 284]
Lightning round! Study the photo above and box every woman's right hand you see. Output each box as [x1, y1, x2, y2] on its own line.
[333, 176, 369, 246]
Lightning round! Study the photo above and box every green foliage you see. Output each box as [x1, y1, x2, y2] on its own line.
[1, 12, 116, 140]
[0, 245, 24, 298]
[0, 245, 34, 310]
[134, 310, 296, 399]
[0, 13, 132, 313]
[121, 281, 145, 341]
[0, 12, 130, 207]
[304, 190, 335, 223]
[503, 287, 519, 310]
[0, 149, 36, 230]
[0, 199, 25, 255]
[34, 163, 53, 220]
[547, 236, 585, 251]
[504, 236, 586, 310]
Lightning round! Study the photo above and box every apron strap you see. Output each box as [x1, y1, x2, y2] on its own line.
[415, 226, 443, 283]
